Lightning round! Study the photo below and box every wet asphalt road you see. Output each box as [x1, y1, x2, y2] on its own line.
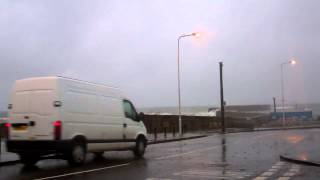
[1, 128, 320, 180]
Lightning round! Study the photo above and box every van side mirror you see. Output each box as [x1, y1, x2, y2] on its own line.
[125, 112, 131, 118]
[138, 112, 145, 121]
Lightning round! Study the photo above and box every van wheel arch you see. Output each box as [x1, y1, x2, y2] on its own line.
[71, 135, 87, 147]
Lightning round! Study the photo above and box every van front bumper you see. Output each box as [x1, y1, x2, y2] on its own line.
[6, 140, 72, 155]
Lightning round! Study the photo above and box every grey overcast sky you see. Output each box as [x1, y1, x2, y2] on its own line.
[0, 0, 320, 109]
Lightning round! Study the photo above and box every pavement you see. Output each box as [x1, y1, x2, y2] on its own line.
[0, 141, 19, 165]
[279, 128, 320, 166]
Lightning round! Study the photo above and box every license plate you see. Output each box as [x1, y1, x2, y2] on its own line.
[13, 126, 28, 131]
[29, 136, 36, 140]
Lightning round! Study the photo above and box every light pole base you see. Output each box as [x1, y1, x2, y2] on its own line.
[178, 116, 182, 137]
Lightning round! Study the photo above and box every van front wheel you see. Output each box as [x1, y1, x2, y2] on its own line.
[133, 137, 146, 158]
[67, 142, 86, 166]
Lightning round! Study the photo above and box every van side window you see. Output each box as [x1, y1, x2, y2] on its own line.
[123, 100, 137, 121]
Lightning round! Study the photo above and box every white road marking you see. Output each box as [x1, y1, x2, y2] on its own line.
[277, 177, 290, 180]
[253, 177, 268, 180]
[278, 165, 300, 178]
[276, 162, 286, 166]
[34, 163, 131, 180]
[292, 165, 300, 168]
[284, 172, 296, 177]
[146, 178, 175, 180]
[271, 165, 282, 169]
[268, 168, 278, 172]
[289, 165, 300, 172]
[261, 172, 274, 176]
[254, 161, 286, 179]
[276, 164, 300, 180]
[289, 168, 300, 172]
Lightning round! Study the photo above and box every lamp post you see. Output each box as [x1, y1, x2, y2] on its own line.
[177, 32, 200, 137]
[280, 59, 296, 126]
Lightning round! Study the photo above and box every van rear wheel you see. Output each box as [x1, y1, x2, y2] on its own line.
[133, 137, 146, 158]
[67, 142, 86, 166]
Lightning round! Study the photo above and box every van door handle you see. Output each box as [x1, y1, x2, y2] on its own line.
[29, 121, 35, 126]
[123, 123, 127, 128]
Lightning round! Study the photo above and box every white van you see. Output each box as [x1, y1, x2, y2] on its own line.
[6, 76, 147, 166]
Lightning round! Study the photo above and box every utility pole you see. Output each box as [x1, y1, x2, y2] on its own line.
[219, 62, 225, 133]
[273, 97, 277, 113]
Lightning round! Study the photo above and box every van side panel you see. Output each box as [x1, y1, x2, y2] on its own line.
[60, 79, 124, 146]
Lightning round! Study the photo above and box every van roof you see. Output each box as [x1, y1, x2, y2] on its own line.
[15, 76, 130, 100]
[17, 76, 120, 90]
[13, 76, 136, 108]
[58, 76, 120, 90]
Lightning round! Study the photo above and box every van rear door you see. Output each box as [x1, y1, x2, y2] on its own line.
[10, 90, 55, 140]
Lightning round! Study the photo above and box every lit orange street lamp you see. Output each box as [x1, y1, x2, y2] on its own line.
[280, 58, 297, 126]
[192, 32, 201, 37]
[289, 59, 297, 65]
[177, 32, 200, 136]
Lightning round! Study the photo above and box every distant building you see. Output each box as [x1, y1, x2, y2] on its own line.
[271, 111, 313, 121]
[271, 105, 313, 121]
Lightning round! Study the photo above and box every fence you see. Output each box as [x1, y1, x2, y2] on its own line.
[141, 114, 254, 133]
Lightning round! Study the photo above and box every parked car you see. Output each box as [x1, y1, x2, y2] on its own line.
[6, 76, 147, 166]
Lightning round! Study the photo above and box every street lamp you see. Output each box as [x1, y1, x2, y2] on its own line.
[177, 32, 200, 137]
[280, 59, 297, 126]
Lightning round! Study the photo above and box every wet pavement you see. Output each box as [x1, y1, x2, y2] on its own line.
[0, 141, 19, 163]
[281, 129, 320, 164]
[0, 128, 320, 179]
